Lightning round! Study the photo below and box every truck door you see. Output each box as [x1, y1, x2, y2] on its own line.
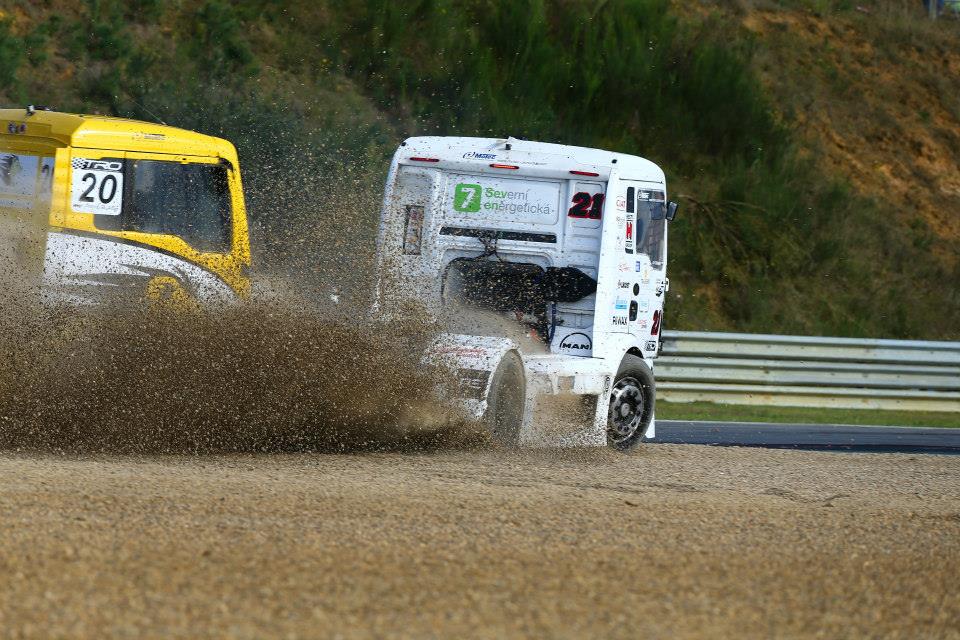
[47, 150, 247, 304]
[616, 181, 668, 358]
[551, 178, 605, 357]
[634, 185, 668, 357]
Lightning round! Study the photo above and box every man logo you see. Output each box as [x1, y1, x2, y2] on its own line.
[559, 332, 592, 356]
[453, 183, 482, 212]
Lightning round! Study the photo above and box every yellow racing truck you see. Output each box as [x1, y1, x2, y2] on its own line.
[0, 106, 250, 306]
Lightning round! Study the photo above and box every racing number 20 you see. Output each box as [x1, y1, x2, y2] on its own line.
[568, 192, 604, 220]
[79, 172, 119, 205]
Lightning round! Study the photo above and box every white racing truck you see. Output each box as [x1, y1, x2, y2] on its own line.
[374, 137, 677, 450]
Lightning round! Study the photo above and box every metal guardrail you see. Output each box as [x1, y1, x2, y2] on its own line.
[656, 331, 960, 412]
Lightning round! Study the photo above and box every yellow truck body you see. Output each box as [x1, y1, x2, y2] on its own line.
[0, 108, 250, 304]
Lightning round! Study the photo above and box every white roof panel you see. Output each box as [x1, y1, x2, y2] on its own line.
[398, 136, 665, 183]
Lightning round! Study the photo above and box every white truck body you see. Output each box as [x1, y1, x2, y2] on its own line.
[375, 136, 674, 448]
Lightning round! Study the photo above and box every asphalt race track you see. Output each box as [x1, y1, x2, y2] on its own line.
[655, 420, 960, 454]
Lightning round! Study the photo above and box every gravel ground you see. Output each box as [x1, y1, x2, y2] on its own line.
[0, 444, 958, 639]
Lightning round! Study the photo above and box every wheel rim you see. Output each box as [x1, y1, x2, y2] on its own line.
[608, 376, 645, 445]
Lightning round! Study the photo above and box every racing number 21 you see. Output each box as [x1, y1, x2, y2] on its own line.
[568, 192, 604, 220]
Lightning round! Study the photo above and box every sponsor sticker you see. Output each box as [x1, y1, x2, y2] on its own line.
[463, 151, 497, 160]
[558, 331, 593, 356]
[453, 183, 482, 213]
[449, 176, 559, 222]
[611, 316, 628, 327]
[435, 346, 487, 357]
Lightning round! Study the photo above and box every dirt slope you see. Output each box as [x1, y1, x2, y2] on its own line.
[1, 445, 957, 639]
[738, 6, 960, 267]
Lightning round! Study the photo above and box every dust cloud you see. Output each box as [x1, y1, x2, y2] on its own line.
[0, 180, 481, 454]
[0, 299, 483, 454]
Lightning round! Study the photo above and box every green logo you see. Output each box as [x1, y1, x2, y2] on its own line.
[453, 183, 482, 212]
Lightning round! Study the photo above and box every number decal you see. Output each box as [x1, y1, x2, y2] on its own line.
[568, 192, 592, 217]
[651, 310, 661, 336]
[98, 174, 118, 203]
[568, 192, 604, 219]
[79, 173, 97, 202]
[588, 193, 604, 220]
[71, 159, 124, 216]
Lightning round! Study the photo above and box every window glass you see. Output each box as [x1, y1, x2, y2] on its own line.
[394, 166, 434, 253]
[94, 160, 232, 254]
[636, 193, 665, 266]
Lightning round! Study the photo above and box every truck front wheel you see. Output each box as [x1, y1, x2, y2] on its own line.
[483, 350, 526, 448]
[607, 354, 655, 451]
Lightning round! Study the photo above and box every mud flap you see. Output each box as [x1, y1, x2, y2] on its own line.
[518, 362, 610, 448]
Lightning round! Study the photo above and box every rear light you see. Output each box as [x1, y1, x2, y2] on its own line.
[489, 163, 519, 170]
[570, 170, 599, 177]
[409, 157, 439, 163]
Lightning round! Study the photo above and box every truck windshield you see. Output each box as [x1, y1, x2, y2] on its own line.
[95, 159, 232, 254]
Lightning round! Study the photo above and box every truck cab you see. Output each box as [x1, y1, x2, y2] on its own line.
[0, 107, 250, 307]
[375, 136, 677, 450]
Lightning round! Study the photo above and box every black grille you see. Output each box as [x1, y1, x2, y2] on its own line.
[440, 226, 557, 243]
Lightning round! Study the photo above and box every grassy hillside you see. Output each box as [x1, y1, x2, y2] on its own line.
[1, 0, 957, 338]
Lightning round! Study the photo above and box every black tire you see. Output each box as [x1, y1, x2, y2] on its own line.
[607, 354, 655, 451]
[483, 350, 526, 448]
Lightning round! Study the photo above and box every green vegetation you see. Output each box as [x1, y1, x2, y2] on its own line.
[0, 0, 957, 338]
[657, 401, 960, 428]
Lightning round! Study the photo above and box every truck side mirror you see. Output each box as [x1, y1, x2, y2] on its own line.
[666, 200, 679, 221]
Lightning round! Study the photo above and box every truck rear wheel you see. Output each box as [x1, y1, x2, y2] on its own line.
[607, 354, 655, 451]
[483, 351, 526, 448]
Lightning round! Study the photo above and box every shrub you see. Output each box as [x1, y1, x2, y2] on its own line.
[0, 18, 23, 92]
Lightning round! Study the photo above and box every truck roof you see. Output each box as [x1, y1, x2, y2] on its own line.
[399, 136, 665, 183]
[0, 108, 236, 159]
